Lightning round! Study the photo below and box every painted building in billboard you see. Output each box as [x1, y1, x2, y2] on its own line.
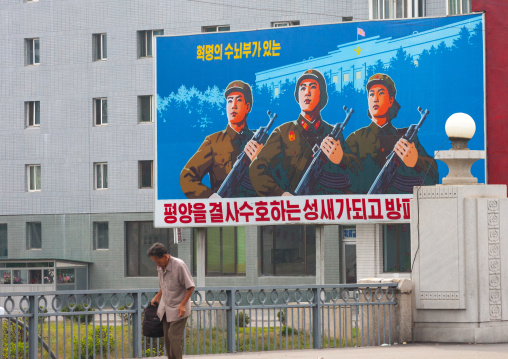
[1, 0, 504, 293]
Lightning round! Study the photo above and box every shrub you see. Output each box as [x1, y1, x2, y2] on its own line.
[280, 325, 297, 336]
[116, 305, 131, 324]
[277, 309, 287, 326]
[61, 304, 95, 324]
[72, 325, 115, 359]
[38, 306, 48, 324]
[2, 320, 28, 358]
[235, 311, 250, 327]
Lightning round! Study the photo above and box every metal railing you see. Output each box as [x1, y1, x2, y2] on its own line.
[0, 283, 397, 358]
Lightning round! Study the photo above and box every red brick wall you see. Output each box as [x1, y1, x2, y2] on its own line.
[472, 1, 508, 188]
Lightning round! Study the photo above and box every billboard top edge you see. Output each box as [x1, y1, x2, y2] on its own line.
[154, 13, 484, 40]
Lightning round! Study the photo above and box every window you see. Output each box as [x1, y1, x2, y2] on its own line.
[138, 95, 153, 122]
[25, 101, 40, 127]
[93, 222, 109, 250]
[202, 25, 230, 32]
[126, 221, 178, 277]
[27, 164, 41, 192]
[356, 70, 362, 80]
[93, 98, 107, 125]
[371, 0, 425, 19]
[383, 224, 411, 272]
[343, 73, 350, 82]
[271, 21, 300, 27]
[274, 87, 280, 97]
[342, 17, 353, 22]
[192, 227, 246, 276]
[332, 75, 338, 83]
[138, 30, 163, 58]
[448, 0, 471, 15]
[93, 33, 107, 61]
[94, 162, 108, 189]
[0, 224, 7, 258]
[259, 225, 316, 276]
[139, 160, 153, 189]
[25, 38, 40, 65]
[27, 222, 42, 250]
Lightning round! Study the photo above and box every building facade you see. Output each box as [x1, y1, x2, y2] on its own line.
[0, 0, 478, 290]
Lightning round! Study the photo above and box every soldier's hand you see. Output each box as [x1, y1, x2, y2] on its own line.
[394, 139, 418, 168]
[281, 192, 293, 196]
[245, 140, 263, 161]
[209, 193, 221, 199]
[321, 136, 343, 165]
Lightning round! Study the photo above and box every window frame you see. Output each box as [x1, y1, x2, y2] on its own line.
[125, 221, 177, 277]
[202, 25, 230, 33]
[94, 162, 108, 190]
[138, 29, 163, 58]
[447, 0, 471, 15]
[25, 101, 40, 127]
[138, 160, 153, 189]
[138, 95, 153, 123]
[27, 164, 41, 192]
[370, 0, 425, 19]
[26, 222, 42, 250]
[93, 33, 107, 61]
[382, 223, 411, 273]
[25, 38, 40, 65]
[93, 97, 108, 126]
[93, 222, 109, 250]
[0, 224, 7, 258]
[271, 21, 300, 28]
[259, 225, 316, 277]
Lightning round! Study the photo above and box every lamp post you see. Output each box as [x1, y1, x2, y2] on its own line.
[435, 112, 485, 185]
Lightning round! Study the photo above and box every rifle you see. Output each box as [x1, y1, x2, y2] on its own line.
[294, 106, 354, 196]
[217, 110, 277, 198]
[367, 107, 429, 195]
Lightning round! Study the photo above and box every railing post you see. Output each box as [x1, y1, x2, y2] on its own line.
[225, 289, 236, 353]
[312, 287, 322, 349]
[132, 292, 143, 358]
[28, 294, 38, 359]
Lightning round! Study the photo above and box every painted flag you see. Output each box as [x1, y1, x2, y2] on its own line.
[358, 27, 365, 37]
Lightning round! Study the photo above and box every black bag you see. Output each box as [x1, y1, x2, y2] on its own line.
[142, 304, 164, 338]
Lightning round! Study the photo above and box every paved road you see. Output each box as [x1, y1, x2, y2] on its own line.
[159, 343, 508, 359]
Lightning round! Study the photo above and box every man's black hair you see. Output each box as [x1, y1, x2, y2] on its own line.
[147, 242, 168, 258]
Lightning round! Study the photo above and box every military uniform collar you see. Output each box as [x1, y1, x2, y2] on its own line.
[368, 120, 396, 135]
[225, 124, 250, 139]
[298, 115, 322, 132]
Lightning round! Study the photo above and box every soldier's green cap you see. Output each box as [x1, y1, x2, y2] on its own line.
[366, 73, 401, 121]
[366, 73, 397, 97]
[224, 80, 253, 108]
[294, 69, 328, 110]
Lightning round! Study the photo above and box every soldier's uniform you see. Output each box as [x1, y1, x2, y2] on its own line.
[346, 121, 438, 194]
[345, 73, 438, 194]
[180, 80, 257, 199]
[180, 125, 256, 198]
[250, 114, 359, 196]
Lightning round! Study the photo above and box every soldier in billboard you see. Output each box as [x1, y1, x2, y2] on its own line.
[250, 69, 360, 196]
[180, 81, 262, 199]
[345, 73, 438, 194]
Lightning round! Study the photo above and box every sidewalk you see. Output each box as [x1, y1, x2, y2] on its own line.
[163, 343, 508, 359]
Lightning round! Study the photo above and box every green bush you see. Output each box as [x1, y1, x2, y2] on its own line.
[72, 325, 115, 359]
[116, 305, 131, 324]
[39, 306, 48, 324]
[61, 304, 95, 323]
[2, 320, 28, 358]
[277, 309, 287, 326]
[280, 325, 298, 336]
[235, 311, 250, 327]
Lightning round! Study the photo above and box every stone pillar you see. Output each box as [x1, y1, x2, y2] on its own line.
[195, 227, 206, 287]
[411, 185, 508, 342]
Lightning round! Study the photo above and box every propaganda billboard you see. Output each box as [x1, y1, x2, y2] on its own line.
[155, 14, 485, 228]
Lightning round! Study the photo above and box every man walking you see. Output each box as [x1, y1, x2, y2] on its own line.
[149, 242, 195, 359]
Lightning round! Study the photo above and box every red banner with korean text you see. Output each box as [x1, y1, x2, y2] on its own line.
[155, 195, 412, 228]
